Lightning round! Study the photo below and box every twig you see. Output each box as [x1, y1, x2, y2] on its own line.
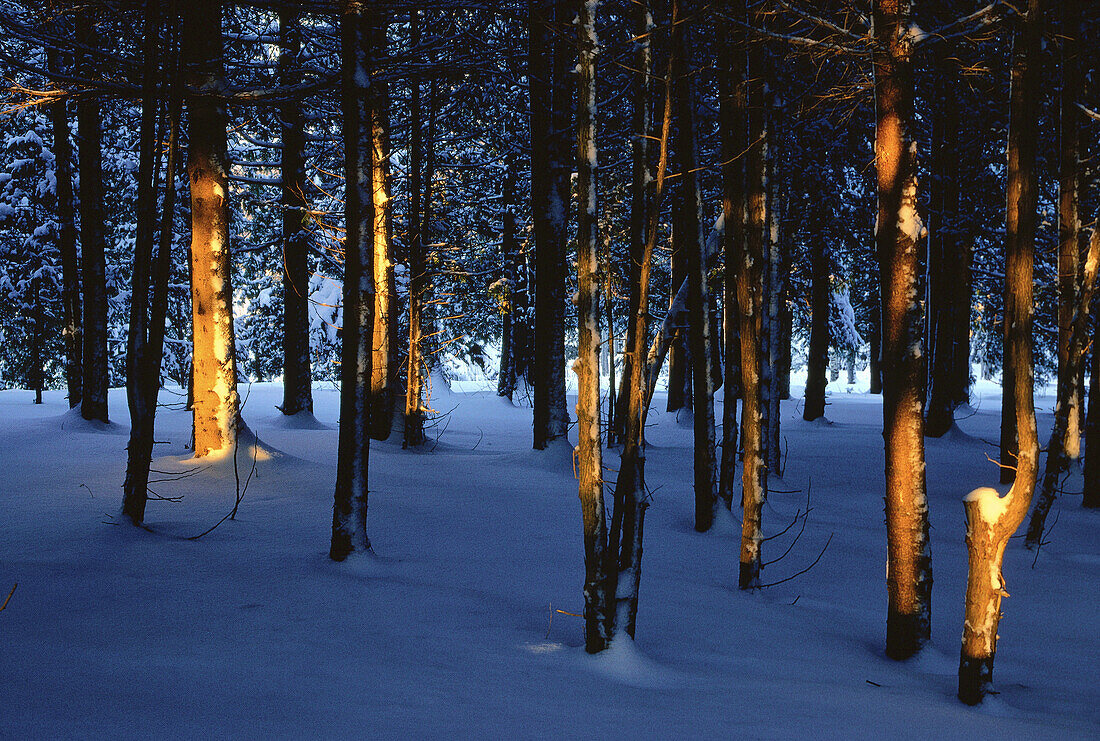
[759, 533, 834, 588]
[0, 583, 16, 612]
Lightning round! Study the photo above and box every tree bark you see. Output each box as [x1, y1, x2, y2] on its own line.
[738, 22, 767, 590]
[369, 29, 397, 441]
[528, 0, 570, 450]
[873, 0, 932, 661]
[76, 7, 109, 423]
[331, 0, 377, 561]
[804, 209, 829, 421]
[959, 0, 1043, 705]
[279, 5, 313, 417]
[925, 58, 965, 438]
[1026, 223, 1099, 545]
[46, 13, 81, 409]
[1084, 309, 1100, 509]
[718, 0, 745, 511]
[1056, 0, 1082, 460]
[184, 0, 241, 457]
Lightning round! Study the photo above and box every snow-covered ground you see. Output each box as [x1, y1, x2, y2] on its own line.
[1, 377, 1097, 738]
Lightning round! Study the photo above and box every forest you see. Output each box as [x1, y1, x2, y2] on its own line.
[0, 0, 1098, 736]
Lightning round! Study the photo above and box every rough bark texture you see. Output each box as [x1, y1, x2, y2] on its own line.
[331, 0, 377, 561]
[1026, 223, 1099, 545]
[76, 8, 109, 423]
[184, 0, 241, 457]
[718, 0, 745, 511]
[528, 0, 570, 450]
[959, 0, 1043, 705]
[279, 6, 313, 417]
[574, 0, 611, 653]
[738, 25, 767, 590]
[369, 42, 397, 442]
[873, 0, 932, 661]
[1056, 0, 1082, 460]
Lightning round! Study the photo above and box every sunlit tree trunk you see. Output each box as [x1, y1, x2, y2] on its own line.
[330, 0, 377, 561]
[369, 25, 397, 441]
[76, 7, 109, 423]
[718, 0, 744, 511]
[873, 0, 932, 660]
[1056, 0, 1082, 460]
[279, 5, 313, 417]
[183, 0, 241, 457]
[959, 0, 1043, 705]
[528, 0, 570, 450]
[612, 0, 652, 443]
[1027, 224, 1099, 545]
[574, 0, 612, 653]
[738, 24, 767, 589]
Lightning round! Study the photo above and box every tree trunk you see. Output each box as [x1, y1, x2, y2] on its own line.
[959, 0, 1043, 705]
[1084, 309, 1100, 509]
[123, 43, 181, 527]
[670, 5, 717, 531]
[804, 221, 829, 421]
[869, 304, 883, 394]
[738, 24, 767, 590]
[369, 32, 397, 441]
[279, 5, 313, 417]
[528, 0, 570, 450]
[46, 20, 81, 409]
[184, 0, 241, 457]
[1057, 0, 1082, 460]
[1026, 223, 1099, 545]
[718, 4, 745, 511]
[925, 58, 964, 438]
[873, 0, 932, 661]
[574, 0, 612, 653]
[612, 0, 652, 443]
[331, 0, 377, 561]
[76, 8, 109, 423]
[763, 119, 783, 471]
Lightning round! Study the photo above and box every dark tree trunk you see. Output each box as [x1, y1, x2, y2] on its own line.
[1027, 223, 1099, 544]
[46, 19, 81, 409]
[1084, 309, 1100, 508]
[76, 8, 109, 423]
[123, 29, 181, 527]
[926, 59, 965, 438]
[718, 0, 745, 511]
[528, 0, 570, 450]
[670, 4, 717, 531]
[869, 304, 883, 394]
[331, 0, 377, 561]
[1057, 0, 1083, 460]
[804, 217, 829, 421]
[873, 0, 932, 661]
[279, 6, 313, 417]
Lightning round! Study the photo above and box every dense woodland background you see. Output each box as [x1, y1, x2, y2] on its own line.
[0, 0, 1098, 714]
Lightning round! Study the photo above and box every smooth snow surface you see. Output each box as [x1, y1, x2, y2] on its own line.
[1, 376, 1097, 738]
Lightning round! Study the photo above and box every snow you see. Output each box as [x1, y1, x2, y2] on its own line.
[0, 375, 1097, 737]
